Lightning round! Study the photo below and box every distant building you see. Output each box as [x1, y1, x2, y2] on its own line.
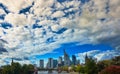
[47, 58, 53, 69]
[53, 60, 58, 68]
[58, 57, 62, 64]
[64, 49, 71, 66]
[58, 56, 63, 67]
[40, 59, 44, 68]
[72, 55, 77, 65]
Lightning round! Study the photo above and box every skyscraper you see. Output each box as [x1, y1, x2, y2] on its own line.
[47, 58, 53, 69]
[40, 59, 44, 68]
[64, 49, 71, 66]
[58, 56, 62, 64]
[72, 55, 76, 65]
[53, 60, 58, 68]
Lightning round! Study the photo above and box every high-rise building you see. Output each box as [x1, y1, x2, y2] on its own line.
[53, 60, 58, 68]
[58, 57, 62, 64]
[40, 59, 44, 68]
[64, 49, 71, 66]
[72, 55, 76, 65]
[47, 58, 53, 69]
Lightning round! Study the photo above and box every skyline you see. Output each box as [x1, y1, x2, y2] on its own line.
[0, 0, 120, 66]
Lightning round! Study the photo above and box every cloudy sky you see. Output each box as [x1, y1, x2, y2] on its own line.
[0, 0, 120, 66]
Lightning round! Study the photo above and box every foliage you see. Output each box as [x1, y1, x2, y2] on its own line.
[1, 62, 34, 74]
[97, 60, 112, 72]
[75, 64, 85, 74]
[85, 57, 98, 74]
[71, 65, 76, 72]
[62, 66, 68, 71]
[1, 65, 12, 74]
[11, 62, 22, 74]
[99, 65, 120, 74]
[111, 56, 120, 65]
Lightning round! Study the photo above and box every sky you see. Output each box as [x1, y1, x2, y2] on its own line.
[0, 0, 120, 66]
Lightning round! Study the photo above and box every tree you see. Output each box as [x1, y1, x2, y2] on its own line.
[22, 64, 34, 74]
[1, 65, 12, 74]
[99, 65, 120, 74]
[111, 56, 120, 65]
[85, 57, 98, 74]
[75, 64, 85, 74]
[11, 62, 22, 74]
[1, 62, 34, 74]
[97, 60, 112, 72]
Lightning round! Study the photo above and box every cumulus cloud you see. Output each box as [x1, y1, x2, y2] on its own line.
[78, 49, 120, 63]
[0, 0, 119, 65]
[0, 0, 33, 13]
[52, 11, 65, 18]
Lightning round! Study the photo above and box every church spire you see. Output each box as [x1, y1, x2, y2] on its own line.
[11, 58, 14, 65]
[85, 53, 88, 64]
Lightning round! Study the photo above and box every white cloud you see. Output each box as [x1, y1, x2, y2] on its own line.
[51, 25, 61, 32]
[52, 11, 65, 18]
[5, 13, 27, 26]
[78, 49, 120, 63]
[0, 0, 33, 13]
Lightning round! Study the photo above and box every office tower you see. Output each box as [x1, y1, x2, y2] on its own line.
[53, 60, 58, 68]
[58, 56, 64, 67]
[47, 58, 53, 69]
[58, 57, 62, 64]
[40, 59, 44, 68]
[72, 55, 76, 65]
[64, 49, 71, 66]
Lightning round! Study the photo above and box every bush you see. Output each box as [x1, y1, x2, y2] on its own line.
[75, 64, 85, 74]
[99, 65, 120, 74]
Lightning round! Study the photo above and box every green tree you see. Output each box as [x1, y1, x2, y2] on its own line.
[22, 64, 34, 74]
[97, 60, 112, 72]
[1, 65, 12, 74]
[1, 62, 34, 74]
[85, 58, 98, 74]
[11, 62, 22, 74]
[71, 65, 76, 72]
[75, 64, 85, 74]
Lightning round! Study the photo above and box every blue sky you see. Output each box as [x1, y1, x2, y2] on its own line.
[0, 0, 120, 66]
[36, 43, 113, 59]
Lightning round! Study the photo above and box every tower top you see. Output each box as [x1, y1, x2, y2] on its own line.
[63, 49, 67, 54]
[11, 58, 14, 65]
[85, 53, 88, 59]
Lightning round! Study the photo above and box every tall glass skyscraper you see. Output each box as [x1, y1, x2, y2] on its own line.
[72, 55, 76, 65]
[64, 49, 71, 66]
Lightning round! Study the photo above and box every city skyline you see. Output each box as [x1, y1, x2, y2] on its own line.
[0, 0, 120, 66]
[39, 49, 80, 68]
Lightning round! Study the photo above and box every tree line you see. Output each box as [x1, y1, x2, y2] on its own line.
[59, 56, 120, 74]
[0, 62, 34, 74]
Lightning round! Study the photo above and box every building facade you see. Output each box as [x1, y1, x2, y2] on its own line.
[47, 58, 53, 69]
[40, 59, 44, 68]
[72, 55, 76, 65]
[53, 60, 58, 68]
[64, 49, 71, 66]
